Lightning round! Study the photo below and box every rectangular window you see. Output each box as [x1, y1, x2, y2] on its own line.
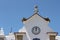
[50, 35, 55, 40]
[17, 35, 23, 40]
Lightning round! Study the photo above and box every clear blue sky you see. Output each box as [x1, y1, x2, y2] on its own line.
[0, 0, 60, 35]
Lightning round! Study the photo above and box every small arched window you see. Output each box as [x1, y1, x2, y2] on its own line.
[33, 38, 40, 40]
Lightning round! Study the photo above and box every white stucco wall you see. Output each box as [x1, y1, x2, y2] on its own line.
[19, 27, 29, 40]
[23, 14, 53, 40]
[23, 34, 29, 40]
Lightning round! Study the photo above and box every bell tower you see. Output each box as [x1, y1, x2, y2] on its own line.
[21, 1, 58, 40]
[17, 0, 58, 40]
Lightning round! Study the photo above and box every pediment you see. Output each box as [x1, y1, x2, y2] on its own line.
[22, 13, 50, 22]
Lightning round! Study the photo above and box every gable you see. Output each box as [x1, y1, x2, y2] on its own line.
[22, 13, 54, 40]
[22, 13, 50, 22]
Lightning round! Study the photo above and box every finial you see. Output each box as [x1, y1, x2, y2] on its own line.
[0, 28, 4, 35]
[34, 5, 39, 13]
[10, 27, 12, 33]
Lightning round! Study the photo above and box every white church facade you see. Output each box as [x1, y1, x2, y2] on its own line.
[0, 5, 60, 40]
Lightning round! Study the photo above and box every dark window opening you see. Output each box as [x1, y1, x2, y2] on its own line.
[33, 38, 40, 40]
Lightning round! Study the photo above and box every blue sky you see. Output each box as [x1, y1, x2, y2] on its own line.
[0, 0, 60, 35]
